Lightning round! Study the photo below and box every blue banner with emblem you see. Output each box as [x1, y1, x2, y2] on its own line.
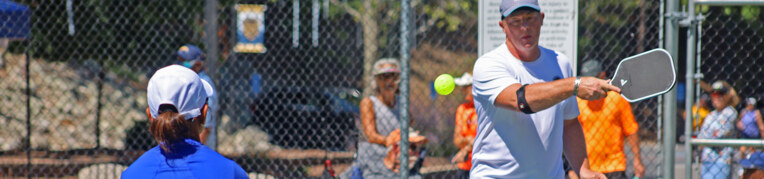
[234, 4, 266, 53]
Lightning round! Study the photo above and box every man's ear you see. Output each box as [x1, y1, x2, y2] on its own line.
[146, 107, 154, 121]
[192, 61, 204, 72]
[197, 104, 208, 126]
[498, 19, 508, 34]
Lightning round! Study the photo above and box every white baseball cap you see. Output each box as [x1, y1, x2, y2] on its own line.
[500, 0, 540, 19]
[747, 97, 757, 105]
[147, 65, 214, 120]
[454, 72, 473, 86]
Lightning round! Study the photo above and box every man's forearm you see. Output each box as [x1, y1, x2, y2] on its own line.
[627, 133, 642, 163]
[563, 119, 589, 175]
[525, 78, 577, 111]
[495, 78, 575, 112]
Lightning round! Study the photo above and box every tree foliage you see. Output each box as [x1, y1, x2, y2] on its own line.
[328, 0, 477, 96]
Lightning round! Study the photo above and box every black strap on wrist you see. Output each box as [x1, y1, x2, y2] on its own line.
[516, 84, 534, 114]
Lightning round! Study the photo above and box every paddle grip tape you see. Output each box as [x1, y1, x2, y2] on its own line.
[516, 84, 534, 114]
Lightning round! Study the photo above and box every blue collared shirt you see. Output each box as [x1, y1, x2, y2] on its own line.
[122, 139, 247, 179]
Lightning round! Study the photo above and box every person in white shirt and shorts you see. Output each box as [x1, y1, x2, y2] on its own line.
[469, 0, 620, 178]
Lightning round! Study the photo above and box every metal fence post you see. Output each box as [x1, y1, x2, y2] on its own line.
[205, 0, 218, 80]
[399, 0, 411, 178]
[204, 0, 218, 151]
[96, 69, 103, 149]
[663, 0, 680, 177]
[293, 0, 300, 48]
[684, 0, 696, 178]
[25, 35, 31, 179]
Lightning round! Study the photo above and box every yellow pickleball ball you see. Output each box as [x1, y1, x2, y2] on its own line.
[434, 74, 455, 95]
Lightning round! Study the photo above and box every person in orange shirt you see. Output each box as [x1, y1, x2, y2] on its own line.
[687, 94, 711, 133]
[451, 72, 477, 179]
[574, 60, 645, 179]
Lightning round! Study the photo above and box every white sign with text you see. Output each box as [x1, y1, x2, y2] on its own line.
[478, 0, 578, 73]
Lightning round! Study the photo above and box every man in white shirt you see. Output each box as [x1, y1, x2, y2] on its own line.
[470, 0, 619, 178]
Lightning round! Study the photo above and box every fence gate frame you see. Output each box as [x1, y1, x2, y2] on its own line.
[680, 0, 764, 178]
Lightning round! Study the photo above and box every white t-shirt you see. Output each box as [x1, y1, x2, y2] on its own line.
[469, 44, 579, 178]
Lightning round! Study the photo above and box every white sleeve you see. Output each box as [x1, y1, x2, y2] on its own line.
[472, 57, 520, 106]
[559, 52, 579, 120]
[563, 96, 580, 120]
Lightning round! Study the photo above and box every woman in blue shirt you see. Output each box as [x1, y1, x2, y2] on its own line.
[122, 65, 248, 179]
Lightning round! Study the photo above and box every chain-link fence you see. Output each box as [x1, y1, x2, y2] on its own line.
[570, 0, 664, 178]
[0, 0, 672, 178]
[685, 4, 764, 179]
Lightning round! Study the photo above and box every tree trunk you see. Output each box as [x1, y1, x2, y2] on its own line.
[360, 1, 379, 97]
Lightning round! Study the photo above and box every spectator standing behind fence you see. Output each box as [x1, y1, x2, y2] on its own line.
[176, 44, 218, 150]
[450, 72, 476, 179]
[699, 79, 740, 108]
[570, 60, 644, 179]
[341, 58, 426, 179]
[684, 94, 711, 135]
[469, 0, 616, 178]
[121, 65, 247, 178]
[699, 80, 738, 179]
[737, 97, 764, 157]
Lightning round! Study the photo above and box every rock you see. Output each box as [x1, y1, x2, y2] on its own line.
[0, 54, 281, 153]
[0, 116, 24, 150]
[77, 163, 127, 179]
[247, 172, 276, 179]
[0, 54, 148, 151]
[217, 115, 280, 156]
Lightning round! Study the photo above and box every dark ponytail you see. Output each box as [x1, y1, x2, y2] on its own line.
[149, 104, 201, 152]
